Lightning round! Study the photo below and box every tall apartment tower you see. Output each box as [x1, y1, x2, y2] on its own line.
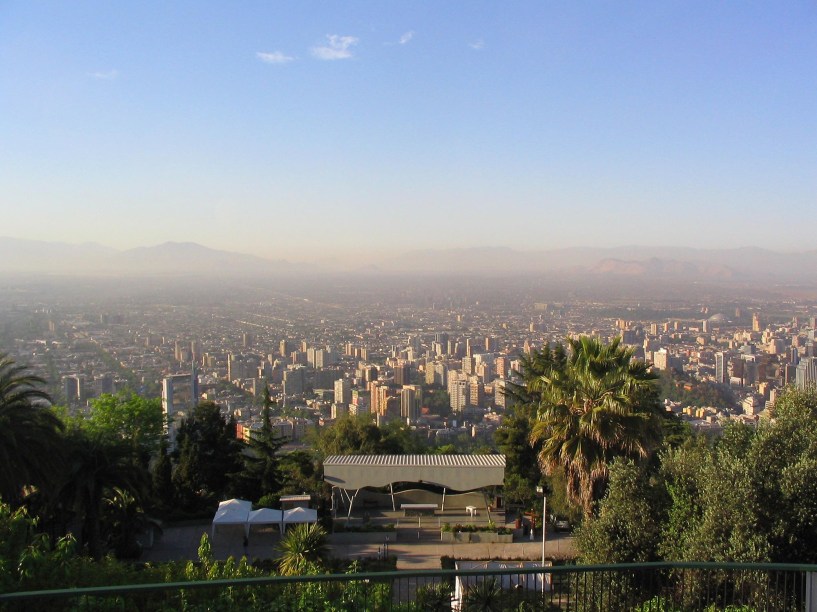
[796, 357, 817, 390]
[334, 377, 352, 405]
[394, 362, 410, 386]
[715, 352, 726, 384]
[400, 385, 422, 422]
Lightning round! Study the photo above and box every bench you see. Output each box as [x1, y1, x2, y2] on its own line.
[401, 503, 438, 516]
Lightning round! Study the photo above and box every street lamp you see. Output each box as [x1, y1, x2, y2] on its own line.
[536, 486, 547, 593]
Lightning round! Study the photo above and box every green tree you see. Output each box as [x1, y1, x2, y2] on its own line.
[576, 459, 663, 564]
[529, 336, 663, 517]
[313, 413, 423, 458]
[503, 345, 567, 409]
[103, 486, 159, 559]
[0, 353, 64, 505]
[173, 401, 243, 513]
[85, 391, 163, 464]
[57, 429, 150, 560]
[494, 405, 542, 509]
[658, 387, 817, 564]
[151, 438, 174, 513]
[279, 450, 321, 496]
[236, 387, 285, 502]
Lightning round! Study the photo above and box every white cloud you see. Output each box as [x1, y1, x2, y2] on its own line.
[88, 70, 118, 80]
[469, 39, 484, 50]
[311, 35, 358, 60]
[399, 31, 414, 45]
[256, 51, 294, 64]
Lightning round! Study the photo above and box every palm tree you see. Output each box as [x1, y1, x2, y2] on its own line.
[277, 522, 329, 576]
[58, 429, 149, 559]
[529, 336, 662, 517]
[0, 353, 64, 504]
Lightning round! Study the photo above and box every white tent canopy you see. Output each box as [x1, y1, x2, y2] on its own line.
[249, 507, 284, 525]
[212, 500, 315, 538]
[281, 507, 318, 533]
[246, 508, 284, 539]
[212, 498, 252, 537]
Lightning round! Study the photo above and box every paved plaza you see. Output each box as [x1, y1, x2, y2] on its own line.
[140, 519, 576, 570]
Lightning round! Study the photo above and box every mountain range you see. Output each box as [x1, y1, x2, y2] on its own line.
[1, 237, 815, 282]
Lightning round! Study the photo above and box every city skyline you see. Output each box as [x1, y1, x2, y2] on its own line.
[2, 2, 816, 259]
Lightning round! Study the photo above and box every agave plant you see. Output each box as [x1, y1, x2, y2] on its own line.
[462, 577, 503, 612]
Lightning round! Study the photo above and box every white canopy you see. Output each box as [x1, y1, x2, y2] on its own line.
[248, 507, 284, 525]
[246, 508, 285, 540]
[281, 507, 318, 532]
[212, 499, 252, 536]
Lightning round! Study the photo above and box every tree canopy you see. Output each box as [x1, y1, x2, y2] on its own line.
[578, 386, 817, 565]
[529, 336, 664, 517]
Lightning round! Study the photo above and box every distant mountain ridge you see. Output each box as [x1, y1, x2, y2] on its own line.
[589, 257, 736, 279]
[1, 237, 816, 282]
[0, 238, 293, 276]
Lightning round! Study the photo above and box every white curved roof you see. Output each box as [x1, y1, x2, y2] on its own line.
[323, 454, 506, 491]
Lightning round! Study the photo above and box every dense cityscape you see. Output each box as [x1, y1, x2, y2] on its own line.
[5, 275, 817, 447]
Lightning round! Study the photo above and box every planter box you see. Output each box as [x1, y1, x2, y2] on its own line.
[440, 531, 512, 543]
[329, 531, 397, 544]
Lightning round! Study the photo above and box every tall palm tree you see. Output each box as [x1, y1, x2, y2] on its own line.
[529, 336, 662, 517]
[0, 353, 64, 504]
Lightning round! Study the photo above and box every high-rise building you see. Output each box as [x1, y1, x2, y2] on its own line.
[494, 379, 508, 408]
[469, 376, 484, 407]
[394, 362, 410, 386]
[715, 352, 727, 384]
[279, 340, 292, 357]
[653, 349, 669, 371]
[448, 373, 468, 412]
[283, 366, 306, 397]
[334, 378, 352, 405]
[795, 357, 817, 390]
[400, 385, 422, 422]
[495, 356, 508, 379]
[63, 374, 84, 404]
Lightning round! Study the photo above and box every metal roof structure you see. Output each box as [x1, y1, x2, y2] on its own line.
[323, 454, 506, 491]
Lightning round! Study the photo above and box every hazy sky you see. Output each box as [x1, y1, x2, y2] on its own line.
[2, 2, 815, 260]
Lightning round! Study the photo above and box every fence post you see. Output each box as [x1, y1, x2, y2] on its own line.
[807, 572, 817, 611]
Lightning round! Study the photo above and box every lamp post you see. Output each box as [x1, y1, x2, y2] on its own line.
[536, 486, 547, 593]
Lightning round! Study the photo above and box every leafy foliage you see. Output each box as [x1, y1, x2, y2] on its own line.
[313, 413, 425, 458]
[84, 392, 163, 462]
[579, 387, 817, 568]
[172, 401, 243, 513]
[0, 353, 64, 504]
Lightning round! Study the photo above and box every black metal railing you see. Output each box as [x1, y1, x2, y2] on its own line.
[1, 562, 816, 611]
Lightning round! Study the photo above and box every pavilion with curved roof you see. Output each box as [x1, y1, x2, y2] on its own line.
[323, 454, 506, 518]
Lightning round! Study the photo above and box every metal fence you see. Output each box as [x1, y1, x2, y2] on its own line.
[2, 562, 817, 611]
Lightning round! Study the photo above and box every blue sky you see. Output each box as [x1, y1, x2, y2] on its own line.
[2, 2, 815, 260]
